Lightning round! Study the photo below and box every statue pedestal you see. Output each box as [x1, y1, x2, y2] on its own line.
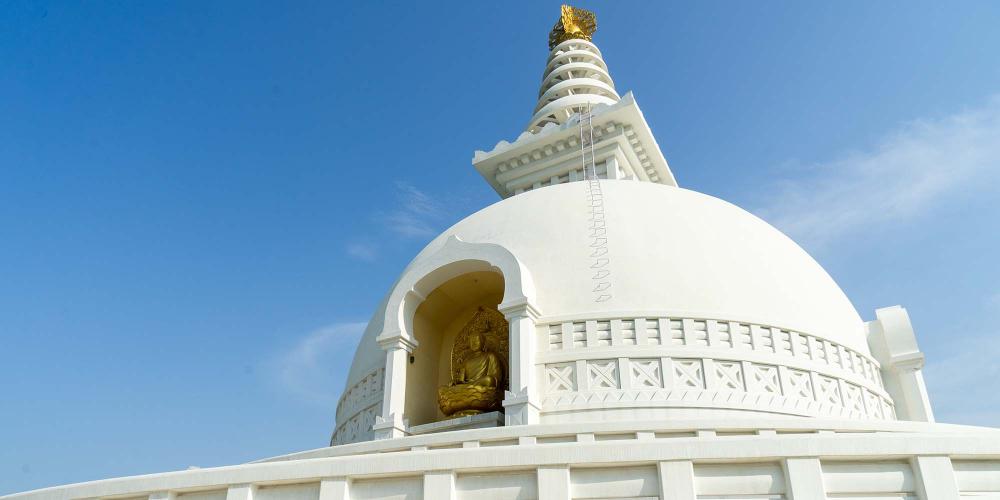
[408, 411, 504, 436]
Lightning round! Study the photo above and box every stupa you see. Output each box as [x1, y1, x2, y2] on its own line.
[9, 5, 1000, 500]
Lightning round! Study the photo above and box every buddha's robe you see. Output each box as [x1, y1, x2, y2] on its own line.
[438, 350, 504, 417]
[455, 351, 502, 388]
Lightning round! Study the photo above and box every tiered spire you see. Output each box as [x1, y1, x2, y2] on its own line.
[473, 5, 676, 198]
[528, 6, 621, 133]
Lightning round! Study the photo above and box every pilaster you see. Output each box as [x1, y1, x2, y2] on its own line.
[500, 299, 542, 425]
[149, 492, 176, 500]
[374, 334, 417, 439]
[225, 484, 256, 500]
[423, 471, 457, 500]
[784, 457, 826, 500]
[318, 478, 350, 500]
[912, 456, 960, 500]
[867, 306, 934, 422]
[537, 465, 571, 500]
[658, 460, 695, 500]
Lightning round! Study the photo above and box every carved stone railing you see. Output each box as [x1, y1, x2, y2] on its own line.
[331, 368, 383, 445]
[536, 316, 894, 420]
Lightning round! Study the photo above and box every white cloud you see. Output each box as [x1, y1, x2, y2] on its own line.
[753, 96, 1000, 248]
[377, 182, 445, 238]
[346, 240, 378, 261]
[267, 322, 366, 407]
[924, 333, 1000, 428]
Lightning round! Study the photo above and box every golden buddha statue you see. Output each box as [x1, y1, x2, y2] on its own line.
[438, 309, 508, 418]
[548, 5, 597, 50]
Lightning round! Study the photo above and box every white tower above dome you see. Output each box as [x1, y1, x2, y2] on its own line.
[528, 38, 621, 133]
[474, 5, 677, 198]
[529, 3, 617, 132]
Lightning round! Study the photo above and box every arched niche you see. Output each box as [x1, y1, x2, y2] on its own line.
[405, 270, 506, 426]
[373, 236, 541, 439]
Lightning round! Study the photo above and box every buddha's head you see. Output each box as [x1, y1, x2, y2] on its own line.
[468, 331, 485, 352]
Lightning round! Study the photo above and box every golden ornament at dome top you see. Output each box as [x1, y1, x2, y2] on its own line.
[548, 5, 597, 50]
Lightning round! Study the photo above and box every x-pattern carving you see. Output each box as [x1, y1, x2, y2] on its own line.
[843, 384, 863, 412]
[788, 370, 813, 398]
[817, 376, 841, 404]
[588, 361, 618, 389]
[715, 362, 743, 390]
[631, 360, 661, 388]
[673, 360, 703, 388]
[547, 364, 575, 392]
[754, 366, 780, 394]
[865, 392, 883, 418]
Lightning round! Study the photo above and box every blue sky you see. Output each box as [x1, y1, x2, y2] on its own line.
[2, 0, 999, 494]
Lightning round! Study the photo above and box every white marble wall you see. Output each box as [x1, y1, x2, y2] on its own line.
[13, 419, 999, 500]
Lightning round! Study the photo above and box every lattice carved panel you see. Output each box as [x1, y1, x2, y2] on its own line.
[631, 359, 663, 389]
[588, 359, 619, 390]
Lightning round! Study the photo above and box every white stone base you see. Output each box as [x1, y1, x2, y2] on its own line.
[11, 419, 1000, 500]
[408, 411, 503, 435]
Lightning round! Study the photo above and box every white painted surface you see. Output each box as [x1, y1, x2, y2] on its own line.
[7, 421, 1000, 500]
[255, 484, 319, 500]
[422, 472, 455, 500]
[527, 39, 620, 133]
[334, 180, 883, 444]
[349, 477, 421, 500]
[658, 461, 696, 500]
[317, 479, 348, 500]
[953, 461, 1000, 496]
[694, 463, 786, 497]
[784, 458, 825, 500]
[912, 456, 960, 500]
[823, 461, 915, 497]
[178, 491, 227, 500]
[570, 465, 659, 499]
[867, 306, 934, 423]
[537, 466, 570, 500]
[456, 471, 537, 500]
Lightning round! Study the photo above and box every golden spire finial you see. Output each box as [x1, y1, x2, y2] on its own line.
[548, 4, 597, 50]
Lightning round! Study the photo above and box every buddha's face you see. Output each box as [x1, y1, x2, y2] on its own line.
[468, 333, 483, 351]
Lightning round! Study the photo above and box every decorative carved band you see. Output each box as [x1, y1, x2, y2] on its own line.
[541, 356, 894, 420]
[542, 317, 884, 391]
[332, 368, 384, 445]
[331, 402, 380, 446]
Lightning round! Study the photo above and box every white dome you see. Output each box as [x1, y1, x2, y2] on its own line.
[334, 181, 880, 443]
[445, 181, 862, 345]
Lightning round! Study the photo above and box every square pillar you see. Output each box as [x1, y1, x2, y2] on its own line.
[912, 456, 960, 500]
[373, 335, 417, 439]
[225, 484, 256, 500]
[658, 460, 695, 500]
[538, 465, 571, 500]
[868, 306, 935, 422]
[318, 478, 350, 500]
[424, 471, 457, 500]
[784, 457, 827, 500]
[605, 156, 623, 180]
[500, 300, 542, 425]
[149, 492, 176, 500]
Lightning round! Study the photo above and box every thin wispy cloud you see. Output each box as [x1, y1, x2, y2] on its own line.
[378, 181, 445, 238]
[267, 322, 366, 407]
[754, 96, 1000, 248]
[346, 240, 378, 262]
[343, 182, 450, 261]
